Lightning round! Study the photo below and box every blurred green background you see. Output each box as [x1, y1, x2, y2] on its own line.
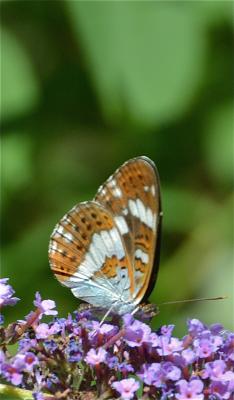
[1, 1, 233, 335]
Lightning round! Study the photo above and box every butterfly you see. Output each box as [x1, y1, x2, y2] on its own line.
[48, 156, 162, 316]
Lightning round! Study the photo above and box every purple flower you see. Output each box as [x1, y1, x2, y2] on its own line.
[202, 360, 226, 380]
[85, 348, 107, 366]
[88, 321, 118, 342]
[137, 363, 163, 387]
[160, 324, 175, 337]
[1, 351, 37, 382]
[117, 362, 134, 374]
[157, 336, 183, 356]
[74, 309, 92, 321]
[223, 333, 234, 361]
[33, 393, 45, 400]
[176, 379, 204, 400]
[187, 319, 205, 337]
[138, 362, 181, 387]
[45, 372, 60, 390]
[1, 282, 234, 399]
[49, 321, 62, 334]
[124, 319, 152, 347]
[33, 292, 57, 318]
[24, 352, 38, 371]
[12, 352, 38, 373]
[44, 339, 58, 353]
[1, 363, 23, 385]
[0, 350, 6, 374]
[34, 321, 61, 339]
[112, 377, 140, 399]
[106, 355, 119, 369]
[162, 361, 181, 381]
[211, 334, 223, 348]
[18, 338, 37, 352]
[194, 338, 216, 358]
[66, 338, 82, 362]
[209, 381, 231, 399]
[0, 278, 19, 308]
[35, 323, 51, 339]
[210, 323, 224, 335]
[181, 348, 196, 365]
[122, 313, 134, 326]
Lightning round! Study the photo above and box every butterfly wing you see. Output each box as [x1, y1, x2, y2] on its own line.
[95, 156, 162, 305]
[49, 201, 135, 313]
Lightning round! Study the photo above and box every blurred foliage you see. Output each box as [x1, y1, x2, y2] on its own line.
[0, 383, 41, 399]
[1, 28, 40, 120]
[1, 1, 233, 334]
[68, 2, 206, 126]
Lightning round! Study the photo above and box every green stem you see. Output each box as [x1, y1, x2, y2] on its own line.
[0, 384, 51, 399]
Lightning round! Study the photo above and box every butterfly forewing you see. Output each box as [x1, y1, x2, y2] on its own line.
[95, 156, 161, 305]
[49, 201, 135, 312]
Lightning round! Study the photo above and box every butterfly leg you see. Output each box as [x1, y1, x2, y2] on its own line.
[132, 303, 159, 321]
[77, 302, 93, 313]
[98, 301, 121, 327]
[89, 301, 121, 339]
[131, 306, 140, 316]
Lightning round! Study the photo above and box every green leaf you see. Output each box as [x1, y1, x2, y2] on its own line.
[1, 134, 33, 192]
[151, 195, 233, 333]
[0, 384, 52, 399]
[0, 384, 33, 400]
[204, 102, 234, 187]
[163, 187, 217, 233]
[1, 28, 40, 120]
[129, 374, 143, 398]
[67, 2, 206, 126]
[193, 1, 234, 25]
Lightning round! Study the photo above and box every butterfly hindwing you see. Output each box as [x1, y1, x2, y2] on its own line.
[95, 156, 162, 305]
[49, 201, 135, 312]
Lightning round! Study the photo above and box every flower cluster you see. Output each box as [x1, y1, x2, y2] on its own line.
[0, 278, 19, 309]
[0, 279, 233, 400]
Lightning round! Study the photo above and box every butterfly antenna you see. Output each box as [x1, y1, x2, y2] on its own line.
[158, 296, 227, 306]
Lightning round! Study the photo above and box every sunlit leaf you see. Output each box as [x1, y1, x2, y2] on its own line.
[1, 28, 40, 120]
[151, 195, 233, 332]
[204, 102, 234, 187]
[68, 2, 206, 126]
[0, 384, 33, 399]
[1, 134, 33, 192]
[163, 187, 217, 233]
[194, 1, 234, 24]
